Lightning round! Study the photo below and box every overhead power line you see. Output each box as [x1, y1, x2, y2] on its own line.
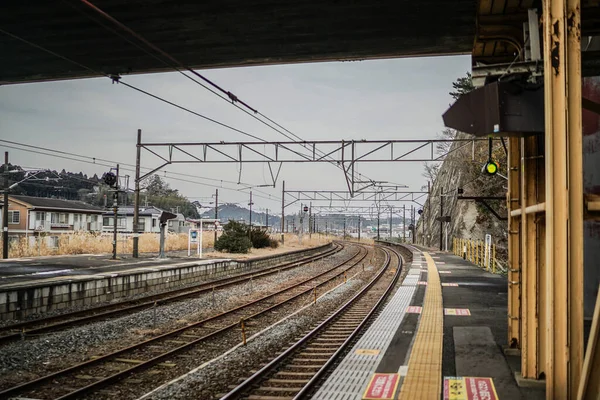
[62, 1, 389, 186]
[0, 142, 280, 202]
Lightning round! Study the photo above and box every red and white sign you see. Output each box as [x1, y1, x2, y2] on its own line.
[443, 377, 499, 400]
[363, 373, 400, 400]
[406, 306, 422, 314]
[444, 308, 471, 316]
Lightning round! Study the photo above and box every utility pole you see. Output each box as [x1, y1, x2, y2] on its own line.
[112, 164, 120, 260]
[439, 188, 444, 251]
[248, 191, 253, 239]
[2, 152, 9, 259]
[358, 216, 361, 241]
[325, 219, 328, 235]
[412, 204, 415, 244]
[281, 180, 285, 243]
[343, 216, 346, 239]
[427, 181, 431, 247]
[377, 210, 380, 240]
[266, 208, 269, 229]
[308, 202, 312, 239]
[389, 208, 393, 240]
[402, 205, 406, 243]
[214, 189, 218, 244]
[133, 129, 141, 258]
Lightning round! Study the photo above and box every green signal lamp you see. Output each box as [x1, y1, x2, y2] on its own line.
[483, 160, 499, 175]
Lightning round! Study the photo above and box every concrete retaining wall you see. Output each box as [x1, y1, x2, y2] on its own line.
[0, 243, 332, 320]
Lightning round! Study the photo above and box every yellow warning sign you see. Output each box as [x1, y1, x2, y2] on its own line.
[355, 349, 381, 355]
[443, 377, 499, 400]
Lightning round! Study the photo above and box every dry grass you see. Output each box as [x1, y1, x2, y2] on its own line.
[2, 231, 370, 259]
[4, 232, 215, 258]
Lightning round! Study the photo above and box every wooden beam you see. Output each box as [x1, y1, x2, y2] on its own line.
[543, 0, 584, 397]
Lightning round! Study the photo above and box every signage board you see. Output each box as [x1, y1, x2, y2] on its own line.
[363, 373, 400, 400]
[443, 377, 499, 400]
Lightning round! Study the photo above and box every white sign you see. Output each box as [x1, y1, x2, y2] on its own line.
[484, 234, 492, 270]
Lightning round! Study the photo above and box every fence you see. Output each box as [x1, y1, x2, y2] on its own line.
[452, 237, 498, 274]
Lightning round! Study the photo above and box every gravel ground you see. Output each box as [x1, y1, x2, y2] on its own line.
[143, 279, 364, 400]
[0, 246, 343, 329]
[0, 246, 358, 389]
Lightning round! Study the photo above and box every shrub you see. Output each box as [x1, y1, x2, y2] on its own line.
[269, 238, 279, 248]
[249, 227, 272, 249]
[214, 220, 253, 253]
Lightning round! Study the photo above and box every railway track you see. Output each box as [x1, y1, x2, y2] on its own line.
[0, 243, 343, 345]
[220, 244, 402, 400]
[0, 243, 376, 400]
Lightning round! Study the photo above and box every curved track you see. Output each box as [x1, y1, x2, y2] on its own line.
[0, 243, 343, 345]
[0, 243, 373, 400]
[220, 244, 403, 400]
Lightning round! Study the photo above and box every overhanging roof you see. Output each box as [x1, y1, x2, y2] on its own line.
[1, 0, 475, 84]
[2, 1, 599, 85]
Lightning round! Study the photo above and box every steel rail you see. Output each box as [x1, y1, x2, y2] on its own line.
[0, 243, 370, 399]
[220, 244, 401, 400]
[0, 243, 341, 345]
[51, 244, 370, 400]
[294, 245, 404, 399]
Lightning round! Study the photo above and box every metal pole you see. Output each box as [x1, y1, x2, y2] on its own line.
[309, 202, 312, 239]
[403, 205, 406, 243]
[358, 216, 361, 241]
[427, 181, 431, 246]
[248, 191, 253, 238]
[133, 129, 141, 258]
[112, 164, 119, 260]
[2, 152, 9, 259]
[377, 211, 380, 240]
[343, 217, 346, 238]
[281, 181, 285, 242]
[214, 189, 218, 245]
[266, 208, 269, 229]
[412, 204, 415, 244]
[389, 208, 392, 240]
[439, 189, 444, 251]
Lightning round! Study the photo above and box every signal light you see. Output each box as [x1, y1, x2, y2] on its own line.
[418, 209, 423, 215]
[483, 160, 499, 175]
[103, 172, 117, 187]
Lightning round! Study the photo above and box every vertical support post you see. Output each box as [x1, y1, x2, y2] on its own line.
[543, 0, 584, 396]
[309, 202, 312, 239]
[133, 129, 141, 258]
[281, 181, 285, 243]
[199, 219, 203, 258]
[403, 205, 406, 243]
[377, 211, 380, 240]
[508, 137, 522, 349]
[112, 164, 119, 260]
[248, 191, 253, 240]
[358, 216, 361, 241]
[214, 189, 218, 245]
[439, 190, 444, 251]
[2, 152, 8, 259]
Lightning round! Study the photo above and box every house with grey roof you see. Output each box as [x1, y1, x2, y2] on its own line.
[0, 195, 105, 238]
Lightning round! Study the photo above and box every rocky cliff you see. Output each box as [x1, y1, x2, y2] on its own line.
[415, 132, 509, 265]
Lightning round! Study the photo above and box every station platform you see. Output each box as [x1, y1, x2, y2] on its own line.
[0, 250, 213, 287]
[314, 245, 546, 400]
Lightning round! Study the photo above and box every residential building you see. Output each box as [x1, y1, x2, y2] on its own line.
[101, 206, 164, 233]
[0, 195, 105, 239]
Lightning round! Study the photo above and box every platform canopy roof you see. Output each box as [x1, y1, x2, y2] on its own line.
[1, 0, 600, 84]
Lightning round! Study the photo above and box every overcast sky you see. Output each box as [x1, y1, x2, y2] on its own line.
[0, 55, 470, 212]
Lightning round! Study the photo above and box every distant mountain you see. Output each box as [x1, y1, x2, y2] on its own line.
[201, 203, 414, 230]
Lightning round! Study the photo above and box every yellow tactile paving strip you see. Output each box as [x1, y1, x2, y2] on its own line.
[398, 252, 443, 400]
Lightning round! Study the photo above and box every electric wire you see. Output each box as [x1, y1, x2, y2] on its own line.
[67, 1, 390, 187]
[0, 144, 280, 202]
[0, 139, 275, 198]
